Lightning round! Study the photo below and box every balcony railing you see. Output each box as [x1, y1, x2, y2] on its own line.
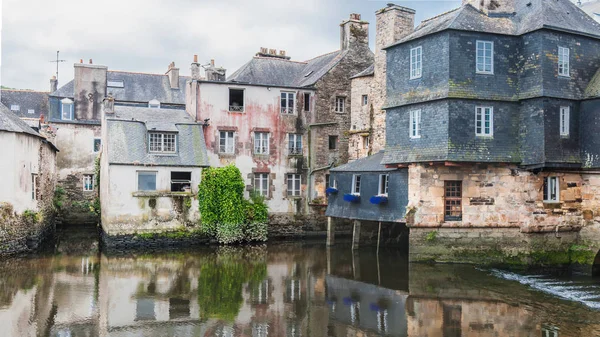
[281, 107, 293, 114]
[289, 147, 302, 155]
[229, 105, 244, 112]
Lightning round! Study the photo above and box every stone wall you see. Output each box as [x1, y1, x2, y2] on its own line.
[348, 76, 373, 161]
[268, 211, 352, 239]
[0, 202, 55, 255]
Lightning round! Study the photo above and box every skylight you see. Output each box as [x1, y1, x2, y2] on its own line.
[107, 80, 124, 88]
[304, 71, 314, 77]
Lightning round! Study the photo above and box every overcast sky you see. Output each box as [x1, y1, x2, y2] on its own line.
[9, 0, 591, 91]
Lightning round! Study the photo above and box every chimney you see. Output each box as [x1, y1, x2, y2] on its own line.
[103, 94, 115, 115]
[255, 47, 291, 60]
[166, 61, 180, 89]
[463, 0, 515, 15]
[340, 13, 369, 50]
[73, 61, 108, 120]
[50, 76, 58, 92]
[205, 60, 227, 82]
[89, 59, 93, 64]
[191, 55, 201, 80]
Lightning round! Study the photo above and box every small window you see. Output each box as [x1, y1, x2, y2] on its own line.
[148, 133, 176, 153]
[138, 172, 157, 191]
[254, 173, 269, 197]
[378, 174, 389, 196]
[281, 92, 295, 114]
[254, 132, 269, 155]
[560, 106, 570, 137]
[325, 174, 330, 188]
[362, 135, 369, 149]
[27, 109, 35, 114]
[326, 174, 337, 189]
[352, 174, 361, 195]
[287, 174, 301, 197]
[475, 106, 493, 137]
[558, 46, 570, 77]
[32, 174, 38, 200]
[476, 41, 494, 74]
[410, 109, 421, 138]
[83, 174, 94, 191]
[107, 80, 124, 88]
[219, 131, 235, 154]
[543, 176, 560, 203]
[329, 135, 338, 150]
[61, 98, 73, 120]
[171, 171, 191, 192]
[10, 105, 19, 111]
[304, 92, 310, 112]
[542, 325, 559, 337]
[229, 88, 244, 112]
[93, 138, 102, 153]
[288, 134, 302, 155]
[410, 46, 422, 79]
[334, 97, 345, 113]
[444, 181, 462, 221]
[362, 95, 368, 106]
[148, 99, 161, 108]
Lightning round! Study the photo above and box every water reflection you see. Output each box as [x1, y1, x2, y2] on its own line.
[1, 238, 600, 336]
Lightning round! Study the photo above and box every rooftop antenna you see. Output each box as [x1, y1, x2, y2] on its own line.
[50, 50, 67, 83]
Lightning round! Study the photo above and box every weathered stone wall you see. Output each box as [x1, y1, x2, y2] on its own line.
[348, 76, 373, 161]
[268, 212, 352, 239]
[0, 202, 56, 255]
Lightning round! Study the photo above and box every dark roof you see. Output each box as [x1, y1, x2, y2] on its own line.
[1, 89, 49, 118]
[0, 103, 42, 137]
[585, 66, 600, 97]
[330, 151, 395, 172]
[227, 50, 347, 88]
[387, 0, 600, 48]
[351, 64, 375, 79]
[50, 71, 188, 105]
[106, 106, 209, 167]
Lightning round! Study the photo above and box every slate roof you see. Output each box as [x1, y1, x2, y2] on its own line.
[106, 106, 209, 167]
[330, 151, 395, 172]
[351, 64, 375, 79]
[386, 0, 600, 49]
[50, 71, 188, 105]
[0, 103, 42, 137]
[1, 89, 49, 118]
[227, 50, 347, 88]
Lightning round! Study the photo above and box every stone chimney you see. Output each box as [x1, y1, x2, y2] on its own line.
[73, 61, 108, 121]
[463, 0, 515, 15]
[340, 13, 369, 50]
[375, 4, 415, 76]
[166, 62, 180, 89]
[255, 47, 291, 60]
[205, 59, 227, 82]
[191, 55, 201, 80]
[50, 76, 58, 93]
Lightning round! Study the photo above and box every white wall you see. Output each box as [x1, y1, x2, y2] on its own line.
[52, 123, 100, 179]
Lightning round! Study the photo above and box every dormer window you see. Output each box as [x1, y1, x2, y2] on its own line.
[10, 105, 19, 111]
[148, 132, 176, 153]
[61, 98, 74, 120]
[148, 99, 161, 108]
[107, 80, 124, 88]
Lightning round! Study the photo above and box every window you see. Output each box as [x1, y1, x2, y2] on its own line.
[287, 174, 301, 197]
[378, 174, 389, 196]
[83, 174, 94, 191]
[410, 46, 422, 79]
[138, 172, 157, 191]
[476, 41, 494, 74]
[93, 138, 101, 153]
[325, 174, 330, 188]
[444, 181, 462, 221]
[544, 176, 560, 203]
[171, 171, 191, 192]
[558, 46, 570, 77]
[362, 135, 369, 149]
[288, 134, 302, 155]
[475, 106, 493, 137]
[281, 92, 295, 114]
[362, 95, 368, 106]
[10, 105, 19, 111]
[542, 325, 559, 337]
[107, 80, 124, 88]
[352, 174, 361, 195]
[27, 109, 35, 114]
[219, 131, 235, 154]
[148, 99, 160, 108]
[254, 132, 269, 154]
[410, 109, 421, 138]
[229, 88, 244, 112]
[334, 97, 345, 113]
[304, 92, 311, 112]
[328, 135, 338, 150]
[254, 173, 269, 197]
[31, 174, 38, 200]
[61, 98, 73, 120]
[149, 133, 176, 153]
[560, 106, 570, 137]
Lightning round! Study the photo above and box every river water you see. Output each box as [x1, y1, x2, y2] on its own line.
[1, 227, 600, 337]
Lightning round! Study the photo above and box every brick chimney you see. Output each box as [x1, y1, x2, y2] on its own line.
[50, 76, 58, 92]
[463, 0, 515, 15]
[166, 61, 180, 89]
[191, 55, 201, 80]
[205, 59, 227, 82]
[340, 13, 369, 50]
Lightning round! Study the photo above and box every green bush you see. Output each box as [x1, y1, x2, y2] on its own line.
[53, 186, 66, 211]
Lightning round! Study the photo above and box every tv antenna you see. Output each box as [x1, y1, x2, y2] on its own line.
[50, 50, 67, 83]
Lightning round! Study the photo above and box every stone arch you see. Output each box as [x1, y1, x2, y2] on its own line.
[592, 250, 600, 277]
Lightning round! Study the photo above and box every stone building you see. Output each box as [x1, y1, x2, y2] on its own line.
[49, 60, 187, 225]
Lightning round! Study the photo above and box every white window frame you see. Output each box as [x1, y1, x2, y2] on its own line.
[137, 171, 157, 191]
[544, 176, 560, 203]
[281, 92, 295, 114]
[254, 173, 269, 197]
[148, 132, 177, 153]
[475, 106, 494, 137]
[10, 104, 19, 111]
[219, 131, 235, 154]
[148, 99, 161, 108]
[228, 88, 245, 112]
[27, 109, 35, 114]
[378, 174, 389, 196]
[288, 133, 302, 155]
[352, 174, 361, 195]
[254, 132, 269, 155]
[61, 98, 74, 120]
[83, 174, 94, 192]
[560, 106, 570, 137]
[558, 46, 570, 77]
[362, 135, 370, 149]
[476, 40, 494, 74]
[409, 109, 421, 139]
[287, 174, 301, 197]
[334, 97, 346, 113]
[410, 46, 422, 79]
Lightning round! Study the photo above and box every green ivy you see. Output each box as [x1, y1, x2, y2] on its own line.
[53, 186, 66, 211]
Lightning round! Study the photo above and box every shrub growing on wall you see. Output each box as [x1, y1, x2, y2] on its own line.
[198, 165, 268, 244]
